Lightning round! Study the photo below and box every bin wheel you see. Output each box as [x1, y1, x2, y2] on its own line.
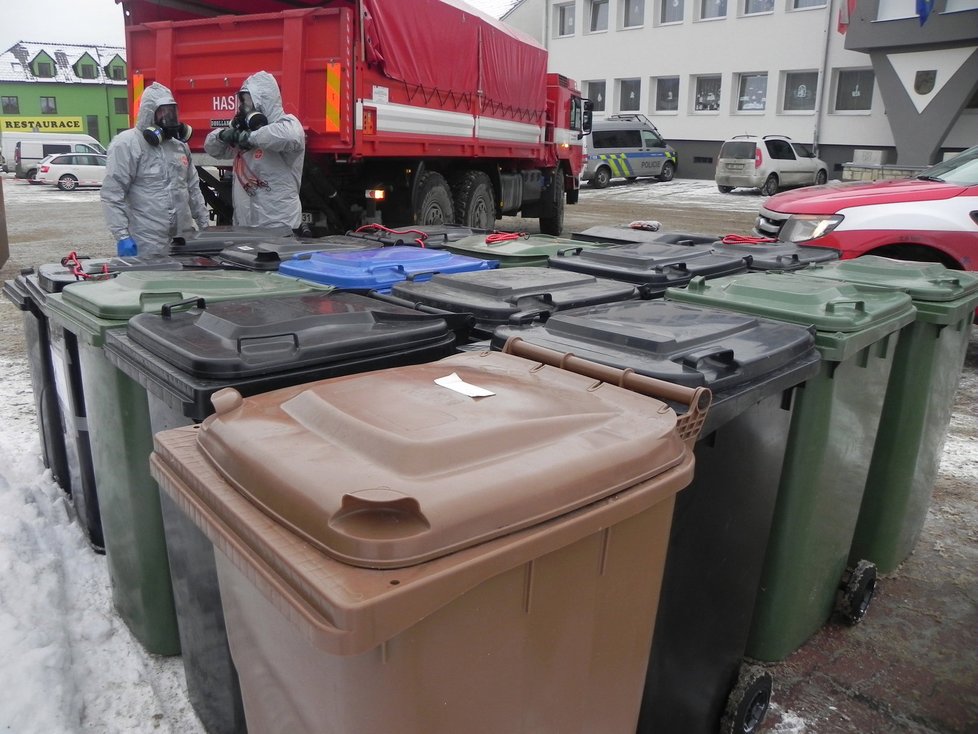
[720, 664, 773, 734]
[837, 559, 877, 625]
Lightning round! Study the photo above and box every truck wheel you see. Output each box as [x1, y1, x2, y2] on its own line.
[539, 177, 564, 236]
[590, 167, 611, 189]
[415, 170, 454, 225]
[720, 664, 773, 734]
[453, 171, 496, 230]
[658, 161, 675, 182]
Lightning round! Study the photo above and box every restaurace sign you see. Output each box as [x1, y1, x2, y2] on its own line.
[1, 116, 84, 131]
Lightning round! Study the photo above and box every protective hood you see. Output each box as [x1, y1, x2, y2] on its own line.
[240, 71, 284, 124]
[137, 82, 178, 130]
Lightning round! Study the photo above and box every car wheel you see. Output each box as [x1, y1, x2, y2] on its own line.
[658, 161, 675, 182]
[58, 174, 78, 191]
[815, 169, 827, 185]
[761, 174, 779, 196]
[26, 168, 38, 181]
[590, 167, 611, 189]
[717, 184, 734, 194]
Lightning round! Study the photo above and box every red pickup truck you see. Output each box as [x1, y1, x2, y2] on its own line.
[755, 145, 978, 272]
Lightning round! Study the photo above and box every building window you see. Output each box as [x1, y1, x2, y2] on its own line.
[589, 0, 609, 30]
[80, 64, 96, 79]
[946, 0, 978, 10]
[783, 71, 818, 111]
[745, 0, 774, 13]
[792, 0, 825, 8]
[113, 97, 128, 114]
[876, 0, 917, 18]
[40, 96, 58, 114]
[654, 77, 680, 111]
[619, 78, 642, 111]
[555, 3, 576, 36]
[111, 66, 126, 81]
[700, 0, 727, 18]
[586, 80, 607, 112]
[834, 69, 874, 112]
[693, 75, 721, 111]
[36, 61, 53, 77]
[86, 115, 99, 140]
[660, 0, 685, 23]
[737, 73, 768, 111]
[623, 0, 646, 27]
[1, 96, 19, 114]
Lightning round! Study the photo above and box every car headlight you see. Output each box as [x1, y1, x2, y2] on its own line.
[779, 214, 843, 243]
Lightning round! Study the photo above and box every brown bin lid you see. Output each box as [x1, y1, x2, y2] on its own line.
[197, 350, 689, 568]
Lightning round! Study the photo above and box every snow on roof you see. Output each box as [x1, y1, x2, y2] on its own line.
[0, 42, 126, 85]
[462, 0, 521, 19]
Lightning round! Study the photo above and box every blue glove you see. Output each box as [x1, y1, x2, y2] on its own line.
[117, 237, 137, 257]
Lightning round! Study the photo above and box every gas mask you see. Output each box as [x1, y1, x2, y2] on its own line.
[143, 103, 193, 146]
[232, 91, 268, 132]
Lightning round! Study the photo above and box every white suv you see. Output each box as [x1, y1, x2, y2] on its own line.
[715, 135, 828, 196]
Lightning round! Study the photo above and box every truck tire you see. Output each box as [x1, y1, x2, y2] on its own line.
[415, 171, 454, 225]
[539, 177, 565, 236]
[453, 171, 496, 230]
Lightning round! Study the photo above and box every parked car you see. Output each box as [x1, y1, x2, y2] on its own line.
[582, 114, 677, 188]
[715, 135, 828, 196]
[6, 132, 106, 180]
[35, 153, 108, 191]
[754, 144, 978, 271]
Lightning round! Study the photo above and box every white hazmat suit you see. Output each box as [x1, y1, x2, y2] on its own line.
[204, 71, 305, 229]
[101, 82, 209, 255]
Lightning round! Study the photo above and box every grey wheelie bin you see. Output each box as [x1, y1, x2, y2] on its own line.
[43, 271, 332, 655]
[668, 271, 916, 661]
[493, 301, 820, 734]
[800, 257, 978, 573]
[170, 225, 296, 257]
[104, 292, 460, 734]
[571, 225, 720, 246]
[150, 347, 711, 734]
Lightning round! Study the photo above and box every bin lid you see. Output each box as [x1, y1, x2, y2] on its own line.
[58, 271, 328, 321]
[195, 350, 690, 568]
[216, 236, 378, 271]
[390, 267, 640, 333]
[803, 256, 978, 304]
[349, 224, 480, 247]
[170, 225, 296, 256]
[549, 242, 749, 291]
[126, 292, 456, 379]
[668, 271, 916, 360]
[442, 234, 610, 265]
[278, 246, 497, 290]
[716, 242, 840, 271]
[2, 272, 32, 311]
[571, 225, 720, 247]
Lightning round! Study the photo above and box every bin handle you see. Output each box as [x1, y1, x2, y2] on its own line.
[825, 297, 866, 314]
[161, 297, 206, 319]
[929, 276, 960, 287]
[555, 246, 584, 257]
[501, 336, 711, 446]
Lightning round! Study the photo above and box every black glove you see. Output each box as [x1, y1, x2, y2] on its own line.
[236, 131, 253, 151]
[217, 126, 238, 146]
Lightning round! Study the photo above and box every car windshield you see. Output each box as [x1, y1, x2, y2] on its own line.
[917, 145, 978, 186]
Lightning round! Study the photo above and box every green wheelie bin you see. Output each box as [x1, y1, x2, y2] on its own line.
[43, 271, 331, 655]
[800, 257, 978, 573]
[668, 271, 916, 661]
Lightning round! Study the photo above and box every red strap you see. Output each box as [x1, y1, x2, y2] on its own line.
[484, 231, 528, 244]
[355, 223, 429, 248]
[721, 234, 778, 245]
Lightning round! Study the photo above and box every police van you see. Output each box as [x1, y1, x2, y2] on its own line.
[582, 114, 677, 188]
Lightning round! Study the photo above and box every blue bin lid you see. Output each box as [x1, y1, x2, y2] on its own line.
[279, 246, 498, 291]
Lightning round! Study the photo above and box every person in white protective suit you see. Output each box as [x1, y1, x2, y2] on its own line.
[204, 71, 305, 230]
[101, 82, 210, 256]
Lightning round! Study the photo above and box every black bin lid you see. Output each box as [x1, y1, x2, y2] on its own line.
[549, 242, 750, 294]
[390, 267, 640, 335]
[572, 225, 720, 246]
[170, 225, 296, 256]
[2, 270, 34, 310]
[716, 242, 841, 271]
[216, 235, 380, 271]
[492, 299, 820, 431]
[351, 225, 483, 247]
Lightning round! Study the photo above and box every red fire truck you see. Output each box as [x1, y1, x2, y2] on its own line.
[120, 0, 592, 235]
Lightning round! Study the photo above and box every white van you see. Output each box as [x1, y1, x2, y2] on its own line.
[5, 132, 106, 180]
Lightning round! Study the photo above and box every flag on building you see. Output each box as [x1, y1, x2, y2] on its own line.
[837, 0, 857, 33]
[916, 0, 934, 24]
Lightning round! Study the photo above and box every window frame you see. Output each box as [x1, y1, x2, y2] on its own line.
[654, 76, 680, 112]
[554, 2, 577, 37]
[40, 96, 58, 114]
[622, 0, 646, 28]
[36, 61, 53, 78]
[833, 68, 875, 113]
[658, 0, 685, 23]
[586, 80, 607, 112]
[781, 70, 819, 113]
[618, 78, 642, 112]
[698, 0, 728, 20]
[791, 0, 826, 9]
[736, 72, 768, 112]
[589, 0, 610, 31]
[1, 95, 19, 114]
[692, 74, 722, 112]
[744, 0, 774, 14]
[113, 97, 128, 115]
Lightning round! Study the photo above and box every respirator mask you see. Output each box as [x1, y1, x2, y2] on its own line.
[143, 104, 193, 146]
[232, 91, 268, 132]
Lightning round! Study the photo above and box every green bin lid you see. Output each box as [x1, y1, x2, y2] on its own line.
[443, 234, 607, 266]
[803, 256, 978, 324]
[668, 271, 916, 361]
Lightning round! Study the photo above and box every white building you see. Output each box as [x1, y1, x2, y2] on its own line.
[494, 0, 978, 179]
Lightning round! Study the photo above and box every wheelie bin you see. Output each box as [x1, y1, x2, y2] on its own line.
[667, 270, 916, 661]
[549, 241, 750, 296]
[714, 241, 840, 272]
[390, 267, 640, 339]
[344, 223, 479, 247]
[279, 245, 497, 293]
[434, 233, 615, 268]
[215, 234, 380, 271]
[170, 225, 296, 256]
[799, 257, 978, 573]
[571, 225, 720, 246]
[43, 271, 333, 655]
[103, 291, 460, 734]
[150, 346, 711, 734]
[492, 301, 820, 734]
